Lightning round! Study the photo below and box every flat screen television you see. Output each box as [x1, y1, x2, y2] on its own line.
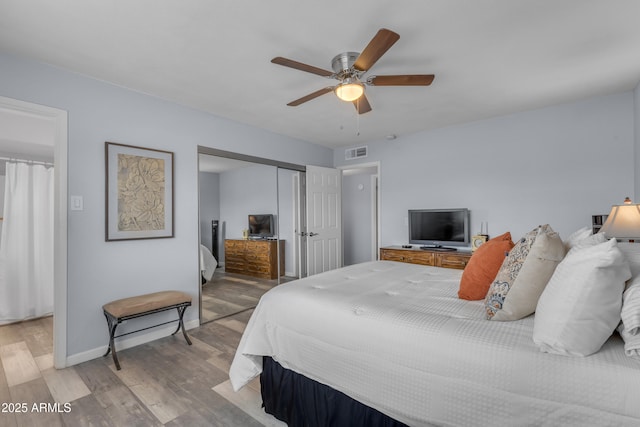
[248, 214, 275, 238]
[408, 208, 470, 248]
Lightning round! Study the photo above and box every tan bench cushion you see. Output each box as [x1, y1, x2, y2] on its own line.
[103, 290, 191, 319]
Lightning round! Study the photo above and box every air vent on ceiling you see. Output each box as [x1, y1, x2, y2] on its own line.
[345, 146, 368, 160]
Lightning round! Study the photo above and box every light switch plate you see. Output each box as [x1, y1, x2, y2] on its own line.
[70, 195, 83, 211]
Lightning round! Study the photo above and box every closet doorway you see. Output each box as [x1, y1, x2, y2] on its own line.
[197, 147, 305, 324]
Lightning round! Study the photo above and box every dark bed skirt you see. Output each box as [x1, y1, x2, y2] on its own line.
[260, 356, 409, 427]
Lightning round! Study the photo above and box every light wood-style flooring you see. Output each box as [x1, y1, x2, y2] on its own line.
[200, 270, 280, 324]
[0, 278, 287, 426]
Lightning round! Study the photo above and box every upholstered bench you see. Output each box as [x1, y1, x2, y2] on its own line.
[102, 290, 192, 370]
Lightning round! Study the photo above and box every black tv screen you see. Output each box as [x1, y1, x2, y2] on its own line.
[248, 214, 274, 237]
[408, 209, 470, 247]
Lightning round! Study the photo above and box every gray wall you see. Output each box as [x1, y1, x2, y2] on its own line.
[220, 164, 278, 240]
[0, 175, 4, 215]
[0, 52, 333, 361]
[199, 171, 220, 253]
[335, 91, 636, 246]
[0, 175, 4, 242]
[635, 83, 640, 203]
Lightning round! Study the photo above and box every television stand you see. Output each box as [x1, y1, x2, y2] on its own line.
[380, 246, 471, 270]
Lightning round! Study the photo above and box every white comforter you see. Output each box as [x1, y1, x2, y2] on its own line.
[230, 261, 640, 426]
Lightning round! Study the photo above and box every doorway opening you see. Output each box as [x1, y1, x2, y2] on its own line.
[0, 96, 68, 368]
[340, 162, 380, 266]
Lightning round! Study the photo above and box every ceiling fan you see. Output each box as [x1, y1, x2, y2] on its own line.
[271, 28, 434, 114]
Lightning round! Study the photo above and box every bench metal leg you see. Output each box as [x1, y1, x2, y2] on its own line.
[172, 305, 192, 345]
[103, 312, 121, 370]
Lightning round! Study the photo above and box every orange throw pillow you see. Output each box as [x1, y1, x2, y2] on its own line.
[458, 232, 515, 300]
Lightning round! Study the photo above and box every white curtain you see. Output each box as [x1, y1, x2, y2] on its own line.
[0, 162, 54, 323]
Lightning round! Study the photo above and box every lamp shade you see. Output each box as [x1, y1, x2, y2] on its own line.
[599, 202, 640, 239]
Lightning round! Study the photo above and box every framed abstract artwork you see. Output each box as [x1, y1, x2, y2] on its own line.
[105, 142, 174, 241]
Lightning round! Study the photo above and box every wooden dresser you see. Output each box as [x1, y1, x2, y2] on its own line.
[224, 239, 285, 279]
[379, 246, 471, 270]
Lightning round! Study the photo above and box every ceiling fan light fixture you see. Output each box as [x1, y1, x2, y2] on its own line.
[335, 80, 364, 102]
[273, 29, 432, 113]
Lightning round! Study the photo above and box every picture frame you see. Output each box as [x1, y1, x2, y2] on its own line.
[105, 142, 174, 241]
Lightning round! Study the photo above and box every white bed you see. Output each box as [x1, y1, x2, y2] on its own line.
[230, 260, 640, 426]
[199, 244, 217, 283]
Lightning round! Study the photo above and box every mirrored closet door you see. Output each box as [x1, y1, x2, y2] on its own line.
[198, 148, 305, 324]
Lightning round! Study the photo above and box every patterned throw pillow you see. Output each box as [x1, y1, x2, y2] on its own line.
[484, 224, 565, 321]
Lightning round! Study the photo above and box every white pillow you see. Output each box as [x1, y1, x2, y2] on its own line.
[617, 242, 640, 279]
[568, 231, 606, 251]
[618, 243, 640, 336]
[563, 226, 593, 252]
[617, 322, 640, 357]
[533, 237, 631, 356]
[621, 281, 640, 335]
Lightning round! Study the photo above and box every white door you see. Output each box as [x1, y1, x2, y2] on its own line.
[305, 165, 342, 276]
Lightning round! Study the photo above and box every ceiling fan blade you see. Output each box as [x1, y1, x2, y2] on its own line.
[287, 87, 334, 106]
[353, 94, 372, 114]
[271, 57, 334, 77]
[353, 28, 400, 72]
[367, 74, 435, 86]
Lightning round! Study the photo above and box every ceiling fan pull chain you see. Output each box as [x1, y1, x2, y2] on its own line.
[356, 99, 360, 136]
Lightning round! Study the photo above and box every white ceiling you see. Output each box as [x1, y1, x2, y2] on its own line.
[1, 1, 640, 149]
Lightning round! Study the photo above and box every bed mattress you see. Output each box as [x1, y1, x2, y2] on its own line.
[229, 261, 640, 426]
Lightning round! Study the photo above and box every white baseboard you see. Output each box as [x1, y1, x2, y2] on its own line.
[65, 318, 200, 367]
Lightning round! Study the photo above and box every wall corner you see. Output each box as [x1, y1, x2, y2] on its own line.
[635, 82, 640, 203]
